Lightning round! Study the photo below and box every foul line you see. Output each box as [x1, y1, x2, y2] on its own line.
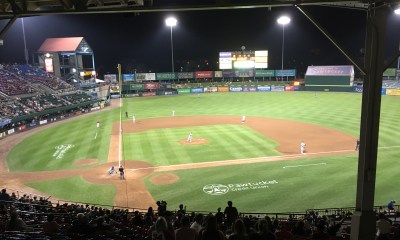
[283, 163, 327, 168]
[125, 145, 400, 173]
[94, 132, 97, 140]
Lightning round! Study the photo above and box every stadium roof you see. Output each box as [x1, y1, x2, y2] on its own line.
[37, 37, 92, 53]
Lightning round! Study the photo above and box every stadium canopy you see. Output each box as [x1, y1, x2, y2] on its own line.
[36, 37, 95, 84]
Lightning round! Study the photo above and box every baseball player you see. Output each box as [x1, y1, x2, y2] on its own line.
[300, 141, 306, 154]
[242, 115, 246, 124]
[96, 121, 100, 128]
[172, 110, 175, 117]
[355, 139, 360, 151]
[187, 132, 193, 143]
[132, 115, 136, 124]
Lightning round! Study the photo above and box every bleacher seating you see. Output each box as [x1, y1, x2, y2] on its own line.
[1, 187, 399, 240]
[0, 69, 34, 96]
[383, 80, 400, 89]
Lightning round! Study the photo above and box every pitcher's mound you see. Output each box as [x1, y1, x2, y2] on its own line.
[150, 173, 179, 185]
[74, 158, 99, 166]
[179, 138, 208, 145]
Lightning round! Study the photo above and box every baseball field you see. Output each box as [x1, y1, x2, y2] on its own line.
[1, 91, 400, 213]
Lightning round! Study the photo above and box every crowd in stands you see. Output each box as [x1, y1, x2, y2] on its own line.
[382, 80, 400, 89]
[0, 68, 35, 96]
[1, 188, 400, 240]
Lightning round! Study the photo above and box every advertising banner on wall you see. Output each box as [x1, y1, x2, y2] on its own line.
[104, 74, 117, 83]
[130, 84, 144, 90]
[386, 89, 400, 96]
[191, 88, 204, 93]
[156, 72, 177, 80]
[305, 65, 353, 76]
[382, 88, 386, 95]
[230, 86, 243, 92]
[7, 128, 15, 134]
[136, 73, 156, 82]
[271, 85, 285, 91]
[214, 71, 223, 78]
[219, 52, 233, 69]
[17, 125, 27, 131]
[204, 87, 218, 93]
[195, 71, 213, 79]
[242, 86, 257, 92]
[218, 86, 229, 92]
[123, 74, 135, 82]
[275, 69, 296, 77]
[177, 72, 195, 79]
[255, 70, 275, 77]
[142, 92, 156, 97]
[257, 86, 271, 92]
[144, 83, 159, 90]
[0, 119, 11, 127]
[45, 58, 54, 73]
[222, 70, 235, 78]
[354, 87, 363, 93]
[235, 69, 254, 77]
[178, 88, 191, 94]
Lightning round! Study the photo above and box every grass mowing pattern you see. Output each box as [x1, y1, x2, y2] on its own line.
[123, 125, 280, 165]
[7, 92, 400, 211]
[26, 176, 115, 206]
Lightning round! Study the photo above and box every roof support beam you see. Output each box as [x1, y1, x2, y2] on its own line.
[296, 5, 366, 75]
[0, 15, 17, 40]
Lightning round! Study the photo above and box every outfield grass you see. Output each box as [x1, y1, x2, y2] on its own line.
[7, 92, 400, 212]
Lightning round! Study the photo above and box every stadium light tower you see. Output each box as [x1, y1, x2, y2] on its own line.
[165, 17, 177, 76]
[277, 16, 291, 76]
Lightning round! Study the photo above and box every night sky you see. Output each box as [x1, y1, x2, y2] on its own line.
[0, 5, 399, 77]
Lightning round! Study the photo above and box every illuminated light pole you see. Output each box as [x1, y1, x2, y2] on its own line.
[395, 8, 400, 79]
[165, 17, 177, 81]
[277, 16, 291, 80]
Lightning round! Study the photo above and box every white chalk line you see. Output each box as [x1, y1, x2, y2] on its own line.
[283, 163, 327, 168]
[94, 132, 97, 140]
[125, 145, 400, 172]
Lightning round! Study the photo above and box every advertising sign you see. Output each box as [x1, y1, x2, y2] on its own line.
[223, 70, 235, 78]
[144, 83, 159, 90]
[285, 86, 294, 91]
[242, 86, 257, 92]
[123, 74, 135, 82]
[382, 88, 386, 95]
[218, 86, 229, 92]
[305, 65, 353, 76]
[136, 73, 156, 81]
[254, 50, 268, 69]
[104, 74, 117, 83]
[142, 92, 156, 97]
[230, 86, 243, 92]
[178, 88, 191, 94]
[214, 71, 223, 78]
[386, 89, 400, 96]
[130, 84, 144, 90]
[257, 86, 271, 92]
[255, 70, 275, 77]
[156, 72, 177, 80]
[235, 69, 254, 77]
[177, 72, 194, 79]
[275, 69, 296, 77]
[45, 58, 54, 73]
[0, 119, 11, 127]
[195, 71, 213, 79]
[191, 88, 204, 93]
[354, 87, 363, 93]
[219, 52, 232, 70]
[204, 87, 218, 93]
[17, 125, 27, 131]
[7, 128, 15, 134]
[271, 85, 285, 92]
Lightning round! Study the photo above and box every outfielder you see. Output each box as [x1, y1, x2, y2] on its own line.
[132, 115, 136, 124]
[96, 121, 100, 128]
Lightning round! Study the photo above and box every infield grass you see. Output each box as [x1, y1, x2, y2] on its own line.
[7, 92, 400, 212]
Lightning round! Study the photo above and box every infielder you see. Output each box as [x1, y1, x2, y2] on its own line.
[300, 141, 306, 154]
[132, 115, 136, 124]
[172, 110, 175, 117]
[242, 115, 246, 124]
[187, 132, 193, 143]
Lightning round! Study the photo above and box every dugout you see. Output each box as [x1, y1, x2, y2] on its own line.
[35, 37, 96, 84]
[303, 65, 354, 92]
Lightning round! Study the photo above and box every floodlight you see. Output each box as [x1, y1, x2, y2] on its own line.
[277, 16, 291, 25]
[165, 17, 177, 27]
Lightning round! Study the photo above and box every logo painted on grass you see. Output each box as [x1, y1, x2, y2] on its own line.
[53, 144, 75, 159]
[203, 180, 278, 195]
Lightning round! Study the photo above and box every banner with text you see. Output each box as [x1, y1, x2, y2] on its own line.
[156, 72, 177, 80]
[195, 71, 213, 79]
[136, 73, 156, 82]
[177, 72, 195, 79]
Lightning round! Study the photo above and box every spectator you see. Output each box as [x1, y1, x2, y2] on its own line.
[0, 188, 11, 211]
[376, 213, 392, 240]
[215, 207, 225, 226]
[42, 213, 60, 233]
[224, 200, 239, 228]
[275, 222, 293, 240]
[151, 216, 175, 240]
[5, 210, 33, 232]
[387, 200, 396, 212]
[198, 215, 226, 240]
[228, 218, 249, 240]
[190, 213, 203, 234]
[256, 219, 276, 240]
[175, 216, 196, 240]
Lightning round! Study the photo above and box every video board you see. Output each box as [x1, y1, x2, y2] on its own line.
[219, 50, 268, 70]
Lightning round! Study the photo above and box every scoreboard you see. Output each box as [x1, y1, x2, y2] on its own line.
[219, 50, 268, 70]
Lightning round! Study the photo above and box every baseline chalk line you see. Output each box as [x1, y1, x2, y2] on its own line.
[283, 163, 327, 169]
